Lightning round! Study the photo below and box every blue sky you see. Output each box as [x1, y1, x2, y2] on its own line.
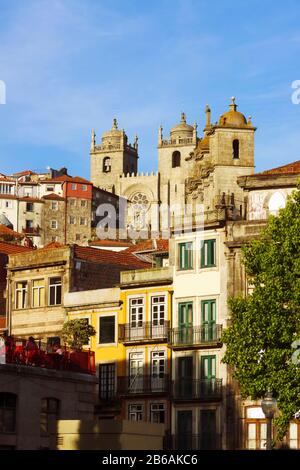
[0, 0, 300, 177]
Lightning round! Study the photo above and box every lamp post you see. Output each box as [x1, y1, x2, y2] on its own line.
[261, 390, 277, 450]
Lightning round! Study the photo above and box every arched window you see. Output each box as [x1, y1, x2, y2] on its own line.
[232, 139, 239, 159]
[172, 151, 181, 168]
[40, 398, 60, 435]
[103, 157, 111, 173]
[0, 393, 17, 433]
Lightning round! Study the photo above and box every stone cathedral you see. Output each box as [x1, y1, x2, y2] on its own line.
[90, 98, 256, 233]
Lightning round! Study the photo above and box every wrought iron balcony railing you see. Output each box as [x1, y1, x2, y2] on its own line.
[119, 321, 169, 343]
[118, 375, 169, 395]
[164, 433, 222, 450]
[168, 325, 222, 348]
[22, 226, 41, 235]
[172, 378, 222, 400]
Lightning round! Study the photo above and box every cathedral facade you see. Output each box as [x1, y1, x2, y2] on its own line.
[90, 98, 256, 235]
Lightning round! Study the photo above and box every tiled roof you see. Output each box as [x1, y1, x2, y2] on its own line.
[0, 225, 23, 239]
[0, 241, 33, 255]
[124, 239, 169, 254]
[0, 177, 15, 183]
[89, 239, 132, 247]
[42, 193, 65, 201]
[41, 175, 91, 184]
[13, 170, 37, 176]
[253, 160, 300, 176]
[74, 245, 150, 269]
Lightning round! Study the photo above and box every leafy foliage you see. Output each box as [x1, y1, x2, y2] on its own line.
[61, 319, 96, 351]
[222, 186, 300, 442]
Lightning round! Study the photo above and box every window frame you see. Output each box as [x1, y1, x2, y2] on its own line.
[200, 239, 216, 268]
[48, 277, 62, 306]
[32, 278, 45, 308]
[98, 313, 117, 346]
[178, 241, 193, 270]
[15, 281, 28, 309]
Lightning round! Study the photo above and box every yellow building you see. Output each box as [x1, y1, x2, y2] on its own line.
[118, 265, 173, 434]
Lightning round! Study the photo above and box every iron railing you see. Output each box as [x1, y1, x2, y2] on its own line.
[168, 325, 222, 347]
[118, 375, 169, 395]
[172, 378, 222, 400]
[119, 321, 169, 343]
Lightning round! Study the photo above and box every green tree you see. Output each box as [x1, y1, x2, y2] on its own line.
[61, 319, 96, 351]
[222, 186, 300, 442]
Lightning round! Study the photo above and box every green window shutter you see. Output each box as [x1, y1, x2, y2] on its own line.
[179, 242, 193, 269]
[201, 240, 216, 267]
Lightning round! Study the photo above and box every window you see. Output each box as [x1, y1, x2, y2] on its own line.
[201, 300, 216, 341]
[80, 217, 86, 226]
[0, 393, 17, 433]
[71, 183, 77, 190]
[179, 242, 193, 270]
[26, 202, 34, 212]
[15, 281, 27, 309]
[128, 404, 144, 421]
[200, 410, 217, 449]
[151, 296, 166, 326]
[81, 185, 87, 191]
[69, 199, 76, 207]
[245, 407, 267, 449]
[201, 239, 216, 268]
[26, 219, 33, 229]
[99, 316, 115, 344]
[40, 398, 60, 434]
[150, 403, 165, 423]
[172, 151, 181, 168]
[5, 201, 12, 209]
[32, 279, 45, 307]
[99, 363, 116, 400]
[81, 200, 87, 208]
[129, 298, 144, 328]
[178, 302, 193, 344]
[51, 201, 58, 210]
[69, 216, 76, 224]
[76, 234, 81, 241]
[289, 422, 300, 449]
[232, 139, 239, 159]
[51, 236, 58, 242]
[46, 186, 54, 192]
[103, 157, 111, 173]
[49, 277, 62, 305]
[51, 220, 58, 229]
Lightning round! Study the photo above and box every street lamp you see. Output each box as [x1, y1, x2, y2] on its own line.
[261, 389, 277, 450]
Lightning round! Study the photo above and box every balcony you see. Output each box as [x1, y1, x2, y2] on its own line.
[172, 378, 222, 401]
[118, 375, 169, 396]
[22, 226, 41, 236]
[164, 433, 222, 450]
[119, 321, 169, 344]
[120, 266, 173, 287]
[2, 337, 96, 375]
[168, 325, 222, 349]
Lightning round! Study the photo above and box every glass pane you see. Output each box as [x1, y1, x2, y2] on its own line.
[260, 423, 267, 449]
[247, 423, 256, 449]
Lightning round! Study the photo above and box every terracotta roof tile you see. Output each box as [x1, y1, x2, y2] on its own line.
[89, 239, 132, 247]
[74, 245, 150, 269]
[0, 225, 23, 239]
[0, 242, 33, 255]
[124, 239, 169, 254]
[41, 175, 91, 184]
[252, 160, 300, 176]
[42, 193, 65, 201]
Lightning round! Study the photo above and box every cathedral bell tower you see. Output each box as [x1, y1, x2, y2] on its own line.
[90, 118, 138, 193]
